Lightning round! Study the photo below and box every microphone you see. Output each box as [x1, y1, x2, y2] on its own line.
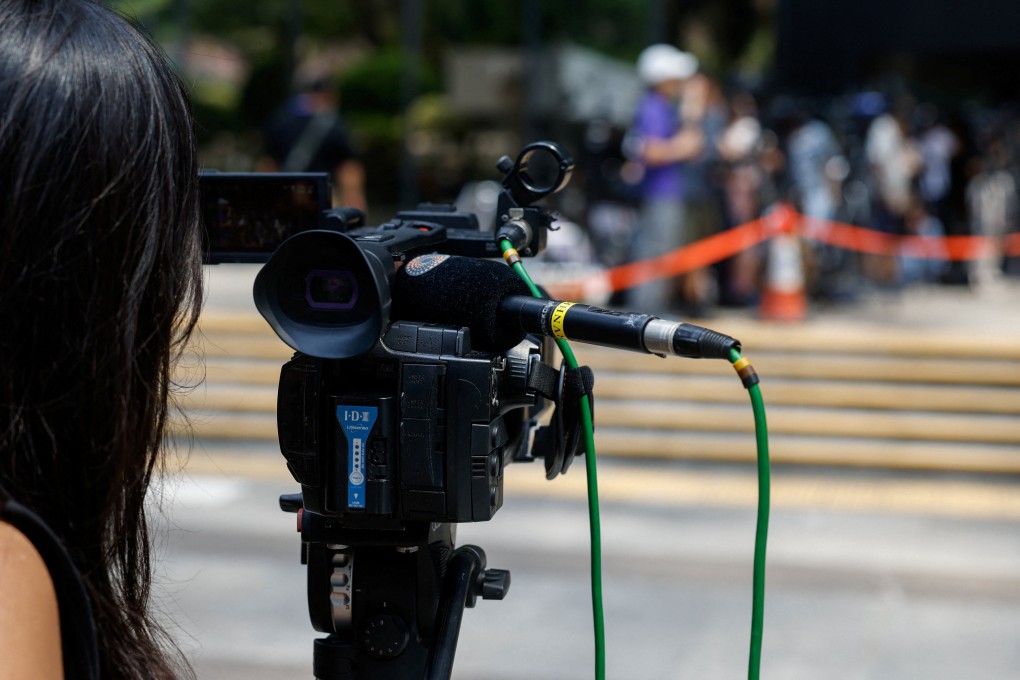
[392, 254, 739, 359]
[499, 295, 738, 359]
[391, 253, 531, 351]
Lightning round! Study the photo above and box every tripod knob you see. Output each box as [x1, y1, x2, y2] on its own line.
[478, 569, 511, 602]
[279, 492, 302, 512]
[361, 612, 410, 660]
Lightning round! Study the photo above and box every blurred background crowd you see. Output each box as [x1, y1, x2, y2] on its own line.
[114, 0, 1020, 315]
[582, 78, 1020, 315]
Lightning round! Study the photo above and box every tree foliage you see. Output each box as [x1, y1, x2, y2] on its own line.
[109, 0, 768, 202]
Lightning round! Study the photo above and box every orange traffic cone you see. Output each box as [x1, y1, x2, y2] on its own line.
[759, 231, 808, 321]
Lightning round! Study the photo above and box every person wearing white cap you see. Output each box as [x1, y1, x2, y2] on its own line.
[626, 44, 704, 315]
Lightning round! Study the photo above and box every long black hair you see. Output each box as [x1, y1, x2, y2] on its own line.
[0, 0, 203, 676]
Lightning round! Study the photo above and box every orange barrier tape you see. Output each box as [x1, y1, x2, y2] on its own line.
[550, 204, 1020, 298]
[604, 217, 768, 292]
[809, 217, 994, 260]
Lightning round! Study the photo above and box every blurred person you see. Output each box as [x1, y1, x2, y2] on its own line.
[677, 72, 729, 316]
[263, 75, 368, 214]
[901, 193, 948, 284]
[966, 135, 1018, 289]
[864, 97, 923, 285]
[624, 44, 703, 316]
[0, 1, 204, 677]
[717, 90, 766, 306]
[824, 154, 870, 300]
[916, 103, 960, 229]
[581, 119, 640, 271]
[786, 107, 842, 228]
[784, 105, 847, 300]
[718, 92, 764, 194]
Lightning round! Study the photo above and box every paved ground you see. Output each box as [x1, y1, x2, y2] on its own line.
[155, 451, 1020, 680]
[179, 264, 1020, 678]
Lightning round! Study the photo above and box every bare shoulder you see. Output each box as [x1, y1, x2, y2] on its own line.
[0, 520, 64, 679]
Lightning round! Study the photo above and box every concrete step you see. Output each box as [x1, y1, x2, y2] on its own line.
[595, 374, 1020, 413]
[574, 346, 1020, 386]
[189, 366, 1020, 414]
[178, 413, 1020, 475]
[179, 311, 1020, 473]
[195, 310, 1020, 360]
[181, 385, 1020, 445]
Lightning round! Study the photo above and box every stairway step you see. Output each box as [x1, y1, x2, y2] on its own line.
[576, 347, 1020, 386]
[196, 312, 1020, 360]
[179, 412, 278, 442]
[596, 401, 1020, 444]
[182, 311, 1020, 473]
[200, 358, 283, 385]
[193, 349, 1020, 391]
[186, 374, 1020, 421]
[181, 385, 277, 413]
[592, 430, 1020, 474]
[710, 319, 1020, 360]
[176, 420, 1020, 475]
[197, 334, 291, 360]
[184, 384, 1020, 446]
[595, 374, 1020, 414]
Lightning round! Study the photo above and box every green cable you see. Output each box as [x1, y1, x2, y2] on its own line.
[498, 240, 767, 680]
[500, 240, 606, 680]
[730, 347, 770, 680]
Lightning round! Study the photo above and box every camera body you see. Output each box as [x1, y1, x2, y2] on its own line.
[200, 142, 575, 532]
[277, 321, 546, 529]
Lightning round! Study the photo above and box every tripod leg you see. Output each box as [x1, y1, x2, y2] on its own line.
[424, 545, 510, 680]
[313, 636, 356, 680]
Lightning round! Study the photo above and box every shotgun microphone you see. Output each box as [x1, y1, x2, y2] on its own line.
[392, 254, 739, 359]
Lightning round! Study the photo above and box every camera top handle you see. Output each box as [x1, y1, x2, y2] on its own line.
[498, 140, 574, 207]
[332, 141, 574, 262]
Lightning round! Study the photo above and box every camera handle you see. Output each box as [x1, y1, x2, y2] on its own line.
[282, 497, 510, 679]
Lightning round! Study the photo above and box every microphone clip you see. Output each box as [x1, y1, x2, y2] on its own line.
[527, 359, 595, 480]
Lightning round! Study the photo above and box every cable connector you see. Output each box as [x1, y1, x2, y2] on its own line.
[732, 355, 760, 389]
[645, 319, 740, 359]
[496, 208, 534, 252]
[501, 246, 522, 268]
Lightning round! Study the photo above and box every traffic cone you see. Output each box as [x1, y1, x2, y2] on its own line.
[759, 231, 808, 321]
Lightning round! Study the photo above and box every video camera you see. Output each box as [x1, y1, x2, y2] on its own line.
[201, 142, 585, 679]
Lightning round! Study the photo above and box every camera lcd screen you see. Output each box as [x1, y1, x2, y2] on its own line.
[200, 172, 331, 263]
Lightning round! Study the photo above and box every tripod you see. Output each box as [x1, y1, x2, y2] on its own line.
[282, 496, 511, 679]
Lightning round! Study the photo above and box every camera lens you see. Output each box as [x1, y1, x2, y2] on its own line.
[305, 269, 358, 310]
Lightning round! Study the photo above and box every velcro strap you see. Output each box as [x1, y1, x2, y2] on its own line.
[527, 360, 561, 400]
[564, 365, 595, 402]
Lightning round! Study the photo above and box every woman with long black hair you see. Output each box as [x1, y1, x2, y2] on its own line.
[0, 0, 204, 677]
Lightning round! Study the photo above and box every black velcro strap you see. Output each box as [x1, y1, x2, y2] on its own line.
[564, 365, 595, 401]
[526, 360, 561, 401]
[564, 365, 595, 423]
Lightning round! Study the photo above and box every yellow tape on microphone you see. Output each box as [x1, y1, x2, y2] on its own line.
[550, 301, 575, 339]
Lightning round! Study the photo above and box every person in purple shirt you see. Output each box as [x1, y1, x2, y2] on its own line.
[625, 44, 703, 315]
